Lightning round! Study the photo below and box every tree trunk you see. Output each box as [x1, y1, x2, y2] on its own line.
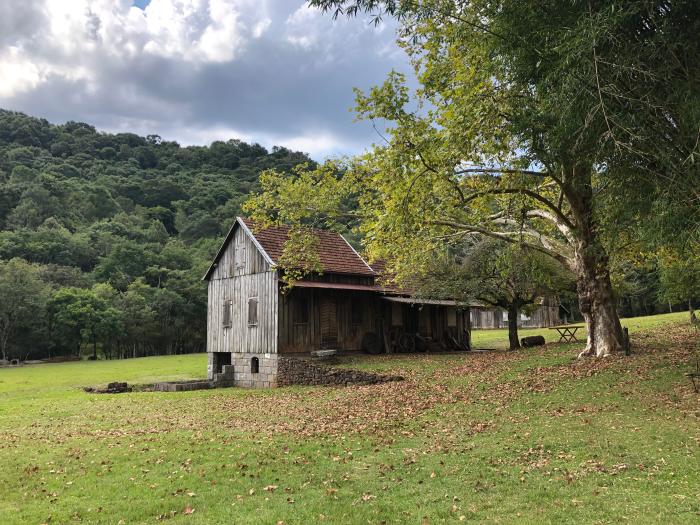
[507, 304, 520, 350]
[564, 164, 623, 358]
[0, 329, 8, 362]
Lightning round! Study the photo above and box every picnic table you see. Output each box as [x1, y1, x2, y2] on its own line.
[549, 324, 584, 343]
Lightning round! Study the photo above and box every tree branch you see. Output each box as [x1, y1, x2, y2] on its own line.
[524, 209, 575, 244]
[462, 187, 575, 231]
[428, 219, 571, 267]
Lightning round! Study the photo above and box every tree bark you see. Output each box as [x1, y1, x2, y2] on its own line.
[507, 304, 521, 350]
[564, 164, 623, 358]
[0, 335, 8, 362]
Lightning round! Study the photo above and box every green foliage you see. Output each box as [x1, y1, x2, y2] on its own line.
[0, 109, 314, 359]
[416, 240, 574, 349]
[657, 244, 700, 308]
[0, 258, 50, 361]
[418, 240, 574, 309]
[252, 1, 699, 356]
[277, 227, 324, 289]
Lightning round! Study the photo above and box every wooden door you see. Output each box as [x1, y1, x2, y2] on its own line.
[320, 297, 338, 349]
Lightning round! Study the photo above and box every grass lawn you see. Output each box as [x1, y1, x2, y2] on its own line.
[0, 313, 698, 524]
[471, 311, 690, 349]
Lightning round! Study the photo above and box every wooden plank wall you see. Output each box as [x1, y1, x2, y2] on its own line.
[279, 292, 468, 353]
[209, 225, 270, 280]
[522, 306, 560, 327]
[207, 225, 278, 354]
[278, 289, 384, 353]
[398, 304, 464, 340]
[470, 305, 561, 329]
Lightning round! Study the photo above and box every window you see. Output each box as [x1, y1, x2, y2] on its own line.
[222, 300, 232, 327]
[294, 297, 309, 324]
[248, 297, 258, 326]
[251, 356, 259, 374]
[351, 298, 364, 325]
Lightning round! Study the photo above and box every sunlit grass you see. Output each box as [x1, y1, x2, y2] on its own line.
[471, 310, 689, 349]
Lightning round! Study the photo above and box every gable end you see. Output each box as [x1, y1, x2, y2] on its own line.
[202, 217, 275, 281]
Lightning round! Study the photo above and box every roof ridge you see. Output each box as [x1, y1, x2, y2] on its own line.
[339, 233, 375, 274]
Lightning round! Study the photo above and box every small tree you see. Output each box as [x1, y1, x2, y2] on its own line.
[657, 245, 700, 321]
[417, 240, 574, 350]
[0, 258, 49, 361]
[50, 284, 122, 359]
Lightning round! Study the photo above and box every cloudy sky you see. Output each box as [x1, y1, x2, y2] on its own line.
[0, 0, 410, 159]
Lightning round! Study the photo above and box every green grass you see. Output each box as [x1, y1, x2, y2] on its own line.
[1, 312, 698, 524]
[471, 310, 689, 349]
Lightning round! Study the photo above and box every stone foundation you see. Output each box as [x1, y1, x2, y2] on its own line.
[233, 353, 278, 388]
[207, 352, 403, 388]
[209, 352, 279, 388]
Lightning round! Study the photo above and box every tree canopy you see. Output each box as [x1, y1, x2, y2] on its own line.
[0, 109, 314, 361]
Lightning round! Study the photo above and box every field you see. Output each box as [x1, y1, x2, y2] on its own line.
[0, 312, 698, 524]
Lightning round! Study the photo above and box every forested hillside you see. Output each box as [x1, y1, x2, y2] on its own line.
[0, 110, 313, 361]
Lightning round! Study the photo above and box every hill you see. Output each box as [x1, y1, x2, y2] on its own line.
[0, 109, 314, 361]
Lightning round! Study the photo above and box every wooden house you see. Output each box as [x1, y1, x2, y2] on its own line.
[203, 217, 471, 387]
[470, 298, 561, 329]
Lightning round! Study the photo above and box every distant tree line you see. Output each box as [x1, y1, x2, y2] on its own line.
[0, 110, 313, 361]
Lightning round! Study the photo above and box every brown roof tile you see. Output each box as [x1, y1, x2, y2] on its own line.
[241, 218, 375, 276]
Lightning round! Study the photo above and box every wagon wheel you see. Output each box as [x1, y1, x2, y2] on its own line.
[414, 334, 429, 352]
[361, 332, 383, 355]
[398, 333, 416, 353]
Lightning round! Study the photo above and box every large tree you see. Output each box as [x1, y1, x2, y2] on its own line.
[248, 0, 699, 357]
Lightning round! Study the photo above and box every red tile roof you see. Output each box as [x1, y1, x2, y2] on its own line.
[241, 218, 375, 276]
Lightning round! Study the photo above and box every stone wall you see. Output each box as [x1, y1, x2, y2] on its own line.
[230, 352, 278, 388]
[277, 356, 403, 387]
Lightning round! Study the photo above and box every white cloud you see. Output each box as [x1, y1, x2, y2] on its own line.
[284, 5, 321, 50]
[139, 0, 269, 62]
[1, 0, 410, 159]
[0, 0, 272, 97]
[0, 47, 43, 98]
[283, 4, 382, 62]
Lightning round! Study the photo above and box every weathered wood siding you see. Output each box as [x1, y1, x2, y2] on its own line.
[279, 290, 469, 353]
[207, 225, 278, 354]
[278, 289, 386, 353]
[470, 305, 560, 329]
[209, 225, 270, 280]
[390, 303, 468, 340]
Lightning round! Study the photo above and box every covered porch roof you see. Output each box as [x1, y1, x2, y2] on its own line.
[288, 280, 472, 307]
